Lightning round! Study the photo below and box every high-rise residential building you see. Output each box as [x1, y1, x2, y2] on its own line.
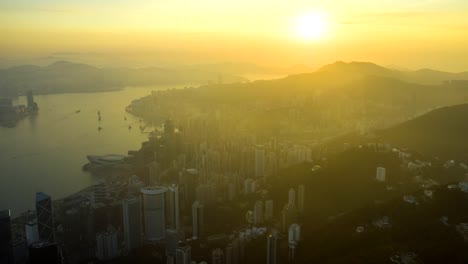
[255, 145, 265, 178]
[288, 224, 301, 261]
[297, 185, 305, 214]
[35, 192, 55, 243]
[244, 178, 256, 195]
[122, 196, 142, 252]
[212, 248, 225, 264]
[95, 229, 119, 261]
[288, 188, 296, 207]
[0, 210, 14, 264]
[176, 244, 191, 264]
[265, 200, 274, 221]
[167, 184, 180, 233]
[267, 231, 279, 264]
[376, 167, 386, 182]
[254, 201, 264, 226]
[141, 186, 168, 241]
[25, 220, 39, 246]
[192, 201, 204, 239]
[165, 229, 178, 257]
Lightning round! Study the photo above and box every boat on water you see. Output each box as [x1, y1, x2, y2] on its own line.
[75, 110, 81, 114]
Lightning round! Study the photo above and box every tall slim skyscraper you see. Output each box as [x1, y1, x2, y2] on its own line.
[122, 196, 142, 252]
[0, 209, 14, 264]
[165, 229, 178, 257]
[25, 221, 39, 246]
[267, 232, 279, 264]
[176, 244, 191, 264]
[167, 184, 180, 233]
[35, 192, 55, 243]
[255, 145, 265, 178]
[141, 186, 168, 241]
[192, 201, 204, 239]
[297, 185, 305, 214]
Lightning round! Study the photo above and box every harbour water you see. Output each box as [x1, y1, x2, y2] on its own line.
[0, 86, 178, 217]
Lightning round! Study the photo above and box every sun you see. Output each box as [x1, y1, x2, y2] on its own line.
[294, 13, 327, 41]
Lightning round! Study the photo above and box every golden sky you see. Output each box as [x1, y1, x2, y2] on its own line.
[1, 0, 468, 71]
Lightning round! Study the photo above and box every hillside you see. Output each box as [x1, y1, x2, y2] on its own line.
[378, 103, 468, 161]
[0, 61, 247, 96]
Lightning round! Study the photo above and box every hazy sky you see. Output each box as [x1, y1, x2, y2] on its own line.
[1, 0, 468, 71]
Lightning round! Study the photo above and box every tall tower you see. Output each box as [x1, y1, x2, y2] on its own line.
[141, 186, 168, 241]
[297, 185, 305, 214]
[167, 184, 180, 233]
[191, 201, 204, 239]
[176, 244, 191, 264]
[35, 192, 55, 243]
[122, 196, 142, 252]
[267, 231, 279, 264]
[0, 210, 14, 264]
[288, 188, 296, 207]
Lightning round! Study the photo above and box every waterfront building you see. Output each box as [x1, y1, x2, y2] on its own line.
[25, 221, 39, 245]
[122, 196, 142, 252]
[141, 186, 168, 241]
[35, 192, 55, 243]
[0, 210, 14, 264]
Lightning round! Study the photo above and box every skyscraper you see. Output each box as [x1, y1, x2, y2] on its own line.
[29, 242, 59, 264]
[35, 192, 55, 243]
[141, 186, 168, 241]
[192, 201, 204, 239]
[267, 232, 279, 264]
[167, 184, 180, 233]
[176, 244, 191, 264]
[165, 229, 178, 257]
[122, 196, 142, 252]
[0, 209, 14, 264]
[297, 185, 305, 214]
[25, 221, 39, 246]
[376, 167, 386, 182]
[255, 145, 265, 178]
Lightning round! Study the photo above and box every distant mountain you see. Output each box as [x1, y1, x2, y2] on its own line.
[0, 61, 247, 96]
[317, 61, 468, 85]
[378, 103, 468, 161]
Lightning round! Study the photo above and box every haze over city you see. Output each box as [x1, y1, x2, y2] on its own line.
[1, 1, 468, 264]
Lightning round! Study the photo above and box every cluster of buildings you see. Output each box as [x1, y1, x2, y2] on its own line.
[2, 116, 310, 264]
[0, 91, 38, 127]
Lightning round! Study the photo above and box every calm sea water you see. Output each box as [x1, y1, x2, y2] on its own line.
[0, 86, 175, 217]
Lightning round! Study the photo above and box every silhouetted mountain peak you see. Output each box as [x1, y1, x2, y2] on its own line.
[318, 61, 393, 75]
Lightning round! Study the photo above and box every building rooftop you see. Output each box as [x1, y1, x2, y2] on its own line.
[35, 192, 50, 202]
[141, 186, 168, 195]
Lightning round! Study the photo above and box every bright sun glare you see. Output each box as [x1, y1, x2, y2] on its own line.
[294, 13, 327, 41]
